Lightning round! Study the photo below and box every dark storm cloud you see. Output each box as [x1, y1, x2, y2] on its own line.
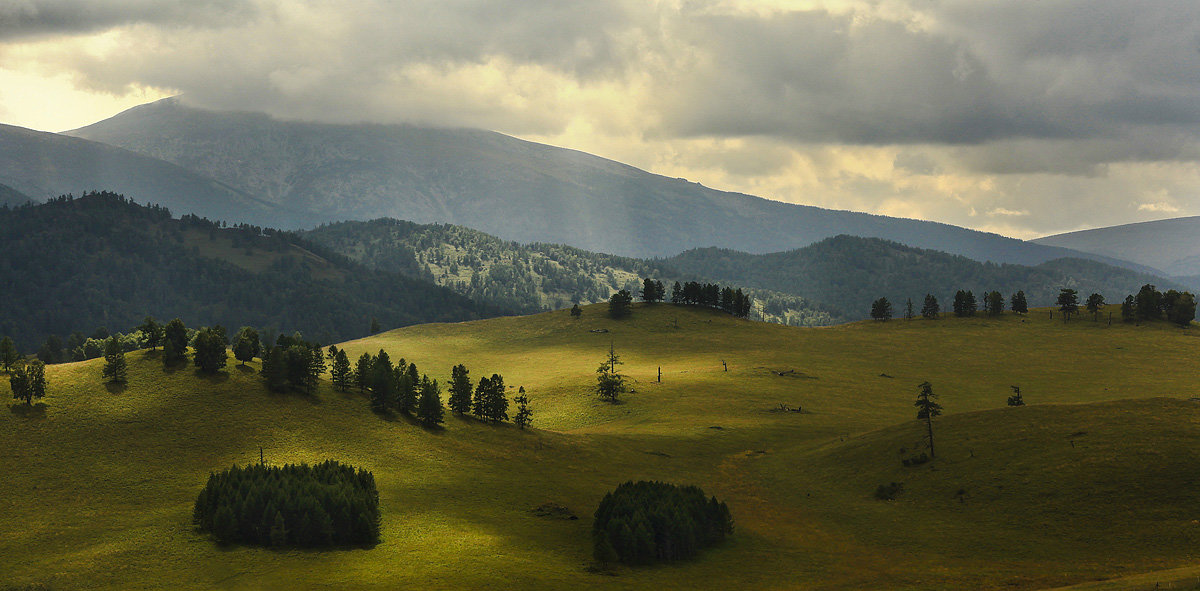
[0, 0, 256, 40]
[654, 1, 1200, 149]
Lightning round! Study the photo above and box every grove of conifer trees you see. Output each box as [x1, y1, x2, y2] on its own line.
[592, 480, 733, 566]
[193, 461, 380, 548]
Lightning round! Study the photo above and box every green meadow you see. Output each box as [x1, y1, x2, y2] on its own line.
[3, 304, 1199, 590]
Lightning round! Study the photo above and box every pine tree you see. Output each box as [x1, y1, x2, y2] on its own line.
[262, 346, 289, 392]
[472, 376, 490, 419]
[1011, 290, 1028, 314]
[609, 289, 633, 319]
[448, 364, 473, 415]
[484, 374, 508, 423]
[914, 381, 942, 458]
[595, 344, 627, 403]
[570, 304, 582, 318]
[904, 299, 914, 320]
[513, 386, 533, 430]
[1085, 293, 1106, 320]
[416, 375, 444, 427]
[353, 352, 374, 393]
[0, 336, 18, 373]
[370, 351, 394, 412]
[101, 336, 127, 384]
[671, 281, 683, 304]
[870, 297, 892, 321]
[330, 349, 352, 392]
[985, 291, 1004, 317]
[1057, 288, 1080, 320]
[921, 294, 940, 319]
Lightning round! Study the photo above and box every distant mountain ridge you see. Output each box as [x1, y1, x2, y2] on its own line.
[1034, 216, 1200, 277]
[666, 235, 1187, 319]
[68, 98, 1153, 271]
[0, 122, 313, 227]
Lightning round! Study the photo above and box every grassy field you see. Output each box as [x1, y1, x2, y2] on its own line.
[2, 304, 1199, 590]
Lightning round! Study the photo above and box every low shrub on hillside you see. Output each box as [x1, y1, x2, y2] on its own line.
[874, 482, 904, 500]
[592, 480, 732, 566]
[193, 460, 380, 548]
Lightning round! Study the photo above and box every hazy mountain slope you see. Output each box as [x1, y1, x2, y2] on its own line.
[70, 98, 1148, 269]
[305, 218, 838, 326]
[0, 183, 30, 206]
[1034, 216, 1200, 276]
[0, 123, 313, 227]
[0, 193, 496, 351]
[667, 236, 1185, 319]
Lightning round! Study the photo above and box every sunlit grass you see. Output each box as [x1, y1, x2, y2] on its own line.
[2, 303, 1197, 589]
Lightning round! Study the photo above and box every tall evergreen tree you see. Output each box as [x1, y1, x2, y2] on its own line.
[262, 346, 289, 392]
[595, 344, 627, 403]
[330, 349, 352, 392]
[1121, 294, 1136, 321]
[1010, 290, 1028, 314]
[914, 381, 942, 458]
[353, 352, 374, 393]
[369, 350, 394, 413]
[985, 291, 1004, 317]
[448, 364, 473, 415]
[1057, 288, 1080, 320]
[1135, 284, 1162, 320]
[904, 299, 914, 320]
[101, 336, 127, 384]
[921, 294, 940, 319]
[1085, 293, 1106, 320]
[483, 373, 508, 423]
[472, 375, 490, 419]
[671, 281, 683, 304]
[416, 375, 444, 427]
[0, 336, 18, 373]
[609, 289, 634, 319]
[163, 318, 189, 366]
[870, 297, 892, 321]
[513, 386, 533, 430]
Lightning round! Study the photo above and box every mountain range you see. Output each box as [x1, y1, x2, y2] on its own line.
[65, 98, 1155, 272]
[1035, 217, 1200, 279]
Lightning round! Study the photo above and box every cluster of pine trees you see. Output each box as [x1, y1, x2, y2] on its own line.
[262, 334, 326, 395]
[1120, 284, 1197, 326]
[192, 461, 380, 548]
[345, 349, 445, 427]
[873, 290, 1032, 320]
[668, 281, 753, 318]
[592, 481, 733, 566]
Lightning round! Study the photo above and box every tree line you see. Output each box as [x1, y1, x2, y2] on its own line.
[870, 285, 1195, 326]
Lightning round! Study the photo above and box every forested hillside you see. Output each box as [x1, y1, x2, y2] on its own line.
[304, 219, 839, 326]
[668, 236, 1185, 319]
[0, 193, 495, 351]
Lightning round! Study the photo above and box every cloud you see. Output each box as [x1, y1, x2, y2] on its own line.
[1137, 201, 1181, 213]
[1, 0, 1199, 239]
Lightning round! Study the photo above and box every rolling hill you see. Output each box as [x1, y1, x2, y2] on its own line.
[1035, 216, 1200, 278]
[304, 218, 837, 326]
[3, 303, 1199, 590]
[0, 122, 313, 228]
[68, 98, 1151, 271]
[0, 192, 498, 351]
[666, 235, 1188, 319]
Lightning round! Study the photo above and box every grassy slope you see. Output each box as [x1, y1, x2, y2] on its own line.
[2, 304, 1199, 590]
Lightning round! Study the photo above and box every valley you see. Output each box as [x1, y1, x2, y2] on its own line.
[3, 304, 1198, 590]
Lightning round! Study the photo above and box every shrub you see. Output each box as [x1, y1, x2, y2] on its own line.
[193, 460, 380, 547]
[592, 480, 732, 566]
[874, 482, 904, 500]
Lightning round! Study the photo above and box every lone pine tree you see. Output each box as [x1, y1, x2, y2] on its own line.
[101, 336, 126, 384]
[914, 381, 942, 458]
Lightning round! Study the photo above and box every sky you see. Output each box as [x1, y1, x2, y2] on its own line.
[1, 0, 1198, 239]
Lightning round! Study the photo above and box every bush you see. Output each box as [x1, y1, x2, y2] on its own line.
[874, 482, 904, 500]
[193, 461, 380, 548]
[592, 480, 732, 566]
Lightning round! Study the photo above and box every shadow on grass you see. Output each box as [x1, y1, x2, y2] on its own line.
[9, 402, 47, 418]
[194, 369, 231, 384]
[104, 381, 129, 394]
[142, 349, 162, 360]
[235, 364, 256, 375]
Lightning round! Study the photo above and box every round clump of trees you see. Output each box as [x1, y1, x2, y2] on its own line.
[193, 460, 380, 548]
[592, 480, 733, 566]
